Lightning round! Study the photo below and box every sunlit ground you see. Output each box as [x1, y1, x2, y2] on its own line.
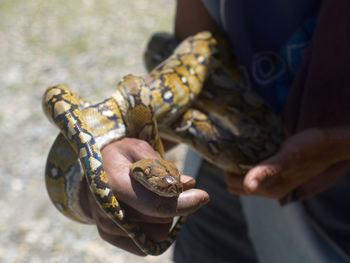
[0, 0, 186, 262]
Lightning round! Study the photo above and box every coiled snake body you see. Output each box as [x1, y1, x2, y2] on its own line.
[43, 32, 283, 255]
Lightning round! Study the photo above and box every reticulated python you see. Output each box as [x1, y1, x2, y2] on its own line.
[43, 31, 283, 255]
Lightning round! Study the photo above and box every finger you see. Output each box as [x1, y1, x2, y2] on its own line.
[244, 165, 297, 200]
[97, 228, 146, 256]
[101, 139, 203, 218]
[120, 138, 161, 162]
[88, 177, 166, 229]
[106, 161, 208, 218]
[175, 189, 210, 215]
[243, 154, 284, 195]
[243, 165, 286, 199]
[96, 218, 173, 245]
[91, 177, 205, 223]
[93, 200, 174, 242]
[242, 130, 327, 196]
[181, 174, 196, 190]
[128, 188, 209, 218]
[224, 172, 246, 195]
[121, 202, 173, 224]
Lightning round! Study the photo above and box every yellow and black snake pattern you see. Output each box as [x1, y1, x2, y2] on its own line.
[43, 31, 283, 255]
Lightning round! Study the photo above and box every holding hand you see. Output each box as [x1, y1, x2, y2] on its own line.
[81, 138, 210, 255]
[226, 127, 350, 201]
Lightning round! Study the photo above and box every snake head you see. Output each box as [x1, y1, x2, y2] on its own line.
[130, 159, 183, 197]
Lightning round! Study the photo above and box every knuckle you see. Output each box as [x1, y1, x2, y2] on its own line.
[123, 137, 147, 146]
[262, 166, 280, 180]
[134, 139, 152, 150]
[118, 138, 149, 151]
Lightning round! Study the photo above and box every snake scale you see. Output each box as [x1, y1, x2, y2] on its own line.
[43, 31, 283, 255]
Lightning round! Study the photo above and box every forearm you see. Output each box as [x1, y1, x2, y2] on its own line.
[175, 0, 220, 40]
[323, 126, 350, 163]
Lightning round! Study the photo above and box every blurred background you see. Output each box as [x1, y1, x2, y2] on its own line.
[0, 0, 187, 262]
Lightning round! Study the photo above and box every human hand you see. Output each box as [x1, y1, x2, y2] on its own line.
[226, 127, 350, 200]
[81, 137, 209, 255]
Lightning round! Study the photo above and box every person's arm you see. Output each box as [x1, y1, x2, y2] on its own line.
[226, 127, 350, 200]
[80, 0, 219, 255]
[175, 0, 220, 40]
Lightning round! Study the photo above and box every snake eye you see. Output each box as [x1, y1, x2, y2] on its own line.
[144, 166, 151, 177]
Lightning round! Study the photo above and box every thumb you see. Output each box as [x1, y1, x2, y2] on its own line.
[176, 188, 210, 215]
[243, 151, 288, 195]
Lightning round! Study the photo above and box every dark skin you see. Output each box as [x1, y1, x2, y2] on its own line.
[227, 127, 350, 199]
[81, 0, 350, 256]
[83, 138, 210, 256]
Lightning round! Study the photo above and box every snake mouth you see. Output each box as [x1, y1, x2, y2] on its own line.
[139, 181, 183, 197]
[148, 180, 183, 198]
[166, 182, 183, 196]
[130, 168, 183, 197]
[158, 174, 183, 197]
[130, 158, 184, 198]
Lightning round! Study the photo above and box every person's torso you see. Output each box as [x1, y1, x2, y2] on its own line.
[202, 0, 320, 113]
[201, 0, 350, 257]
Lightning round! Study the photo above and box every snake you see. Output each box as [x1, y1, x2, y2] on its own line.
[43, 31, 283, 255]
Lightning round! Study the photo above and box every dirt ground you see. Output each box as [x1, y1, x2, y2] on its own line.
[0, 1, 186, 262]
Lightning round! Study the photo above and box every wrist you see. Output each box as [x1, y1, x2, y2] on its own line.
[322, 126, 350, 162]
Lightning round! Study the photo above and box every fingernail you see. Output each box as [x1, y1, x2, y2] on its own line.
[181, 177, 195, 184]
[247, 179, 259, 192]
[200, 195, 210, 205]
